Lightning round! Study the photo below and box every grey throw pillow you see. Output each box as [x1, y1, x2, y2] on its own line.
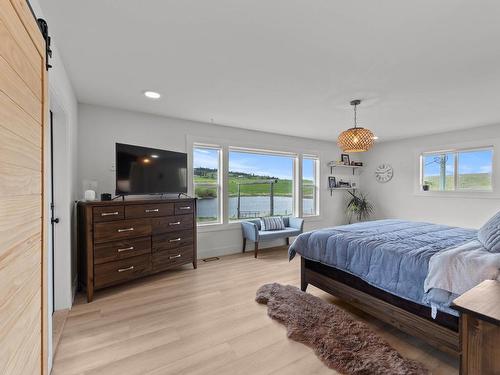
[478, 211, 500, 253]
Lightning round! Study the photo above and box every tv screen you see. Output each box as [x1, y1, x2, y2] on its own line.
[116, 143, 187, 195]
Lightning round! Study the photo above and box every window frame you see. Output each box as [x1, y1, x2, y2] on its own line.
[420, 146, 494, 193]
[192, 144, 223, 226]
[227, 147, 298, 222]
[302, 155, 320, 217]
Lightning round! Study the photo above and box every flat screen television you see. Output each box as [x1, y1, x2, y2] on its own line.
[116, 143, 187, 195]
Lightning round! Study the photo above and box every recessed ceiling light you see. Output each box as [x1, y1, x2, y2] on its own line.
[143, 91, 161, 99]
[372, 136, 379, 140]
[151, 154, 159, 158]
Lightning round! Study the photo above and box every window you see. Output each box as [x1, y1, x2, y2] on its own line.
[302, 156, 319, 216]
[421, 147, 493, 192]
[228, 149, 295, 220]
[193, 145, 222, 224]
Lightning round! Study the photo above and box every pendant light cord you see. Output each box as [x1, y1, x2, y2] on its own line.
[353, 103, 357, 128]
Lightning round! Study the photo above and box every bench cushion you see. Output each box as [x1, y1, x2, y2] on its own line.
[259, 227, 302, 240]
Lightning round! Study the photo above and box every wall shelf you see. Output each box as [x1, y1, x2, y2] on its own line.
[329, 187, 357, 196]
[328, 163, 363, 175]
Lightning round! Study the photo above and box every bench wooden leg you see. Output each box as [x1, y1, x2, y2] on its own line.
[254, 242, 259, 258]
[242, 238, 246, 253]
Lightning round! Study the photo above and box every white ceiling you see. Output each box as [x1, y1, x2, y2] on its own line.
[40, 0, 500, 141]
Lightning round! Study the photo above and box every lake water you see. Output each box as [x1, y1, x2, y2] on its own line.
[197, 196, 314, 219]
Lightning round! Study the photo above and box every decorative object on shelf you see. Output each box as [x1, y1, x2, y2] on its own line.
[346, 190, 374, 224]
[422, 182, 430, 191]
[328, 176, 337, 188]
[328, 161, 363, 174]
[337, 100, 376, 152]
[375, 163, 394, 183]
[341, 154, 350, 165]
[353, 161, 363, 167]
[337, 180, 351, 188]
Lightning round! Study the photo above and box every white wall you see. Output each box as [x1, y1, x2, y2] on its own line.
[78, 103, 348, 258]
[360, 124, 500, 229]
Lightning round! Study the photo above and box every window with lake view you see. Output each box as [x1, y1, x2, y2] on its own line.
[228, 149, 295, 221]
[302, 156, 319, 216]
[421, 147, 493, 192]
[193, 145, 221, 223]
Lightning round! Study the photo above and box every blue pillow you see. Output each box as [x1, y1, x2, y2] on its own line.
[478, 211, 500, 253]
[260, 216, 285, 231]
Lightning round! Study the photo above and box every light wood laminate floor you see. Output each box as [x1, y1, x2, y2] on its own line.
[52, 247, 458, 375]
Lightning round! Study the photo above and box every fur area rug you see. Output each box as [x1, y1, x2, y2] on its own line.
[256, 283, 429, 375]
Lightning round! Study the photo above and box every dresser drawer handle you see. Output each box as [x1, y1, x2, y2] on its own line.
[179, 206, 191, 210]
[145, 208, 159, 213]
[117, 246, 134, 252]
[169, 238, 181, 243]
[117, 227, 134, 232]
[169, 254, 181, 259]
[101, 211, 119, 216]
[118, 266, 134, 272]
[169, 221, 181, 226]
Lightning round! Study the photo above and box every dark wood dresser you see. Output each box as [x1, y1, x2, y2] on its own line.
[78, 198, 197, 302]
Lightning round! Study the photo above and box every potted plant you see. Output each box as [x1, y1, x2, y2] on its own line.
[422, 181, 431, 191]
[346, 191, 374, 224]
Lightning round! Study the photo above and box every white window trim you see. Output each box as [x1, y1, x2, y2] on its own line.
[302, 155, 320, 217]
[187, 135, 323, 228]
[192, 143, 223, 226]
[228, 146, 298, 221]
[416, 145, 496, 198]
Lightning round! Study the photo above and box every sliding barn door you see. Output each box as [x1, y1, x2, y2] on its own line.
[0, 0, 47, 374]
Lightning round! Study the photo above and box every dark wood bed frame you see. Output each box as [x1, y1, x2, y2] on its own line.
[300, 257, 460, 355]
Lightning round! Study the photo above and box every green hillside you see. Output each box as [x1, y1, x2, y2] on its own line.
[194, 168, 314, 198]
[424, 173, 491, 191]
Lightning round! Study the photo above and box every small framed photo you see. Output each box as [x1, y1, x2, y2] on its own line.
[328, 176, 337, 188]
[341, 154, 350, 165]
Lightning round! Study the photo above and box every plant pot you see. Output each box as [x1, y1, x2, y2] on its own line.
[422, 185, 430, 191]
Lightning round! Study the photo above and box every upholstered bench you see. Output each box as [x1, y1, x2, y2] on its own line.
[241, 217, 304, 258]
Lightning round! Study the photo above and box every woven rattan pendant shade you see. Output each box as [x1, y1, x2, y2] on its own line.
[337, 100, 375, 152]
[337, 127, 374, 152]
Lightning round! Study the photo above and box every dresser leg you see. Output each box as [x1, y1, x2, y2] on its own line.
[87, 286, 93, 303]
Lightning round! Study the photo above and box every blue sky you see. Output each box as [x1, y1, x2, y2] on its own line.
[194, 149, 315, 180]
[424, 150, 493, 176]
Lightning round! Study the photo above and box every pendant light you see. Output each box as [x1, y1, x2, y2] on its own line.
[337, 100, 375, 152]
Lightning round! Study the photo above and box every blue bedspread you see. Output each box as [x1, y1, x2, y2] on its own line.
[289, 220, 477, 313]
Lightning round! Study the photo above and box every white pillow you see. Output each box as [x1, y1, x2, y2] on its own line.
[260, 216, 285, 231]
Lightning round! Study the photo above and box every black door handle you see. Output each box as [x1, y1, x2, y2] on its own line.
[51, 218, 60, 224]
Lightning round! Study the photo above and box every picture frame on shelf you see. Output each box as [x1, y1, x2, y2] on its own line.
[328, 176, 337, 188]
[341, 154, 350, 165]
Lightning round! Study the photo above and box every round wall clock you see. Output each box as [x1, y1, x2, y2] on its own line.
[375, 163, 393, 183]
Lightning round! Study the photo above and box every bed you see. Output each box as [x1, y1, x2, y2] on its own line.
[289, 218, 500, 355]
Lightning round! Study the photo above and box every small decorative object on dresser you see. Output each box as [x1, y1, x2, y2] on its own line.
[452, 280, 500, 375]
[78, 198, 197, 302]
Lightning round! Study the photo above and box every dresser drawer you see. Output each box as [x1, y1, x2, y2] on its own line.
[94, 254, 151, 289]
[94, 237, 151, 264]
[125, 203, 174, 219]
[151, 215, 193, 234]
[152, 246, 193, 272]
[93, 206, 124, 223]
[174, 202, 194, 215]
[94, 219, 151, 243]
[152, 230, 193, 252]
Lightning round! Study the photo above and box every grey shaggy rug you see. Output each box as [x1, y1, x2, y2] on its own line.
[256, 283, 429, 375]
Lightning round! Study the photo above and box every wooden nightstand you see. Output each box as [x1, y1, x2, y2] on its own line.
[452, 280, 500, 375]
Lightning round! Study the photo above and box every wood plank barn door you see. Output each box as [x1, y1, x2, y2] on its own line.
[0, 0, 48, 373]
